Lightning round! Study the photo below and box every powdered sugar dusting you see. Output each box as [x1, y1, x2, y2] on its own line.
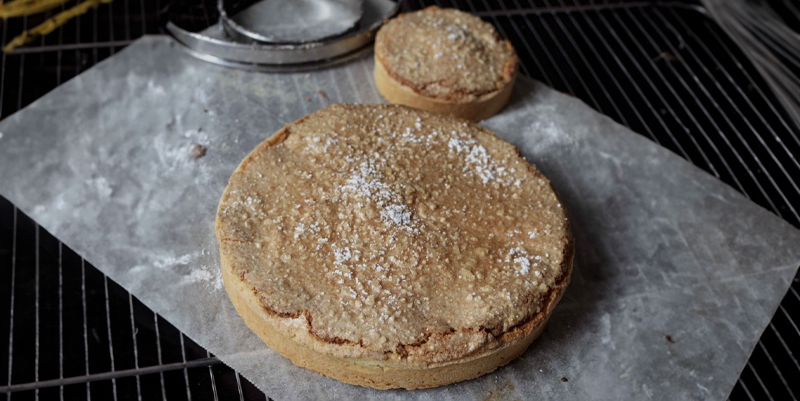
[447, 132, 515, 185]
[221, 194, 265, 218]
[153, 252, 198, 269]
[381, 204, 412, 226]
[334, 248, 352, 265]
[182, 267, 223, 291]
[506, 247, 533, 275]
[149, 251, 223, 291]
[87, 176, 113, 197]
[340, 159, 416, 231]
[294, 222, 320, 239]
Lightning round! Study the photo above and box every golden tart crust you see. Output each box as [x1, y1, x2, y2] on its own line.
[216, 104, 572, 389]
[374, 7, 518, 121]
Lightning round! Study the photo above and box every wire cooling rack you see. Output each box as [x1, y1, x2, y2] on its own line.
[1, 1, 799, 399]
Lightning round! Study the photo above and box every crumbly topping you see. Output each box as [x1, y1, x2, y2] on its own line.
[216, 104, 569, 359]
[375, 7, 517, 100]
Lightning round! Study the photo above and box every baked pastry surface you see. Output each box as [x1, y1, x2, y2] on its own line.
[216, 104, 572, 389]
[374, 7, 518, 121]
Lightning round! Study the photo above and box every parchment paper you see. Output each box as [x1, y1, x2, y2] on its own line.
[1, 36, 799, 400]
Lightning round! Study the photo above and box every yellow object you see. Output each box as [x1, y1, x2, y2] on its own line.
[0, 0, 68, 19]
[4, 0, 113, 54]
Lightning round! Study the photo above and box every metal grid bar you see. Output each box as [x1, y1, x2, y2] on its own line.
[600, 8, 720, 172]
[515, 5, 578, 93]
[35, 224, 39, 400]
[206, 350, 220, 401]
[721, 27, 800, 147]
[487, 0, 550, 84]
[108, 0, 116, 56]
[525, 0, 603, 111]
[546, 0, 629, 125]
[55, 3, 64, 86]
[235, 373, 245, 401]
[17, 16, 26, 112]
[0, 22, 7, 117]
[544, 0, 624, 119]
[472, 1, 700, 17]
[103, 276, 119, 400]
[632, 8, 748, 193]
[610, 8, 727, 177]
[702, 19, 800, 155]
[756, 340, 795, 400]
[747, 361, 775, 401]
[179, 333, 192, 401]
[153, 314, 168, 400]
[584, 10, 698, 162]
[736, 378, 756, 401]
[686, 12, 800, 177]
[123, 0, 131, 41]
[5, 208, 17, 400]
[495, 0, 569, 89]
[9, 41, 138, 54]
[0, 357, 222, 393]
[556, 0, 662, 143]
[768, 320, 800, 375]
[74, 3, 82, 84]
[127, 293, 142, 400]
[660, 9, 800, 221]
[92, 0, 99, 64]
[651, 14, 779, 199]
[58, 243, 63, 401]
[788, 286, 800, 327]
[139, 0, 147, 39]
[634, 10, 737, 177]
[81, 256, 91, 398]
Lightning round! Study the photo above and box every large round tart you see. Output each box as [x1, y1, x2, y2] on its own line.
[215, 104, 573, 389]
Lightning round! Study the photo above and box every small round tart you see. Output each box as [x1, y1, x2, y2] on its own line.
[216, 104, 572, 390]
[374, 6, 518, 121]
